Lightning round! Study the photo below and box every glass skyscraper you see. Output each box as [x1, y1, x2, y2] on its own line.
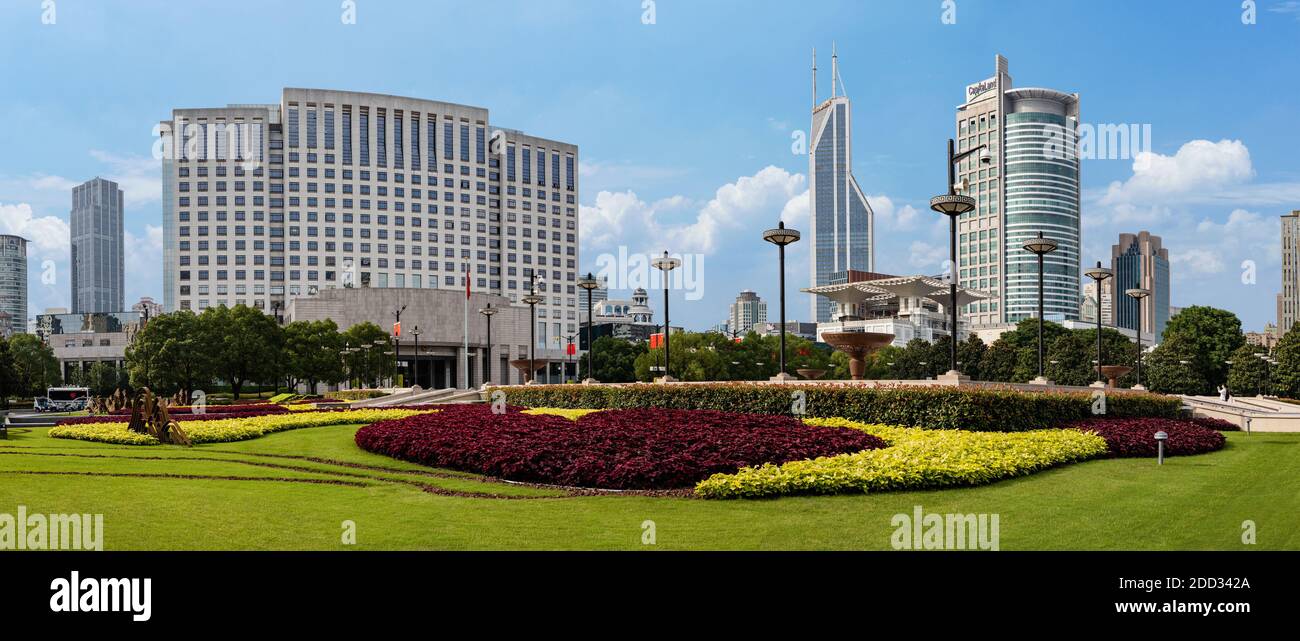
[0, 234, 27, 335]
[70, 177, 126, 313]
[1111, 231, 1170, 340]
[809, 46, 874, 323]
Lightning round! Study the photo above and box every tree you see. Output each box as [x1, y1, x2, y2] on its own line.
[1157, 306, 1244, 390]
[0, 336, 15, 406]
[85, 362, 120, 397]
[579, 336, 646, 383]
[285, 319, 345, 393]
[342, 322, 394, 388]
[1272, 322, 1300, 397]
[893, 338, 936, 380]
[1226, 343, 1269, 397]
[978, 339, 1021, 383]
[125, 311, 213, 397]
[8, 333, 60, 396]
[956, 334, 987, 380]
[202, 305, 283, 399]
[1144, 336, 1210, 395]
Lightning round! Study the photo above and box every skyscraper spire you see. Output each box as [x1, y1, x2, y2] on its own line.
[831, 41, 838, 98]
[811, 47, 817, 108]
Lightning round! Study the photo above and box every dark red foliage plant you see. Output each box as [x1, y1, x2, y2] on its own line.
[355, 405, 885, 490]
[1066, 417, 1227, 457]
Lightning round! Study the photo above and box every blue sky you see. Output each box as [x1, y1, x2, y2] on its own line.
[1, 0, 1298, 332]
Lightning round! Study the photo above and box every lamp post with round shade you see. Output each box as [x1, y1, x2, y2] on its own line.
[651, 251, 681, 382]
[576, 272, 601, 383]
[410, 325, 422, 388]
[1022, 231, 1059, 383]
[478, 303, 499, 387]
[1125, 284, 1151, 390]
[1083, 261, 1114, 386]
[521, 279, 545, 384]
[762, 221, 801, 381]
[929, 139, 991, 376]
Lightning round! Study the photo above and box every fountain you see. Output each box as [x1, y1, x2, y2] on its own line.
[1097, 365, 1133, 389]
[509, 359, 546, 384]
[821, 332, 895, 381]
[796, 368, 827, 380]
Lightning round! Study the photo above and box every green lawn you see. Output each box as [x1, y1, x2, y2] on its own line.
[1, 424, 1296, 550]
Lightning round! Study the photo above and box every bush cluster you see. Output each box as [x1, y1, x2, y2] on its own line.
[1065, 417, 1227, 457]
[49, 408, 432, 445]
[355, 405, 885, 490]
[109, 403, 288, 416]
[498, 383, 1181, 432]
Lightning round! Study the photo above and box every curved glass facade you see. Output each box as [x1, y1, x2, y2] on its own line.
[1003, 110, 1080, 321]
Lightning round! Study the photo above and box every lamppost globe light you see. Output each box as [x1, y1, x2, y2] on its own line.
[762, 221, 801, 381]
[1023, 231, 1058, 382]
[928, 194, 977, 216]
[576, 272, 600, 291]
[762, 221, 801, 246]
[1084, 260, 1114, 385]
[652, 250, 680, 382]
[575, 272, 599, 384]
[1083, 261, 1114, 282]
[1022, 231, 1058, 256]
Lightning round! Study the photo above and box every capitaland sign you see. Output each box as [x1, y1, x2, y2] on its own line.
[966, 77, 998, 103]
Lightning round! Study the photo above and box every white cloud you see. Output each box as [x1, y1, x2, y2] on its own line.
[907, 240, 946, 270]
[89, 150, 161, 206]
[0, 202, 70, 257]
[867, 194, 920, 230]
[1101, 139, 1254, 206]
[1169, 247, 1227, 275]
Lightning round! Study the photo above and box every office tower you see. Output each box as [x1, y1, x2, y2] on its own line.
[160, 88, 580, 346]
[0, 234, 28, 335]
[1111, 231, 1170, 339]
[1080, 280, 1113, 326]
[956, 55, 1081, 326]
[70, 177, 126, 313]
[729, 289, 768, 335]
[1278, 211, 1300, 333]
[809, 45, 874, 323]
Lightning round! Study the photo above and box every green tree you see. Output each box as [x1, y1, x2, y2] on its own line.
[978, 338, 1022, 383]
[1144, 336, 1210, 395]
[85, 362, 120, 397]
[1226, 344, 1269, 397]
[580, 336, 647, 383]
[342, 322, 394, 388]
[1157, 305, 1243, 390]
[125, 311, 213, 397]
[0, 336, 15, 406]
[285, 319, 345, 393]
[8, 333, 60, 396]
[893, 338, 936, 380]
[202, 305, 283, 399]
[956, 334, 987, 380]
[1272, 322, 1300, 397]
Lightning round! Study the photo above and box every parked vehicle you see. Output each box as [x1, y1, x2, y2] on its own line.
[41, 387, 90, 412]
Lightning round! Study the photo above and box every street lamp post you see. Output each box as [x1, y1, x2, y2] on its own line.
[410, 326, 422, 388]
[521, 278, 545, 384]
[562, 333, 578, 383]
[930, 138, 990, 377]
[762, 220, 801, 382]
[651, 251, 681, 382]
[576, 272, 600, 383]
[392, 304, 407, 387]
[372, 338, 389, 388]
[1023, 231, 1059, 383]
[1125, 284, 1151, 390]
[1084, 261, 1114, 386]
[478, 303, 499, 387]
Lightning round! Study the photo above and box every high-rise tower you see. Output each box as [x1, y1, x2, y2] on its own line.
[809, 44, 874, 323]
[70, 177, 125, 313]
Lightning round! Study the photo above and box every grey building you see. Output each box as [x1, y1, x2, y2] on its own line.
[35, 311, 142, 382]
[159, 88, 581, 359]
[729, 289, 767, 335]
[1278, 210, 1300, 334]
[1111, 231, 1170, 340]
[0, 234, 27, 336]
[956, 55, 1081, 326]
[70, 177, 125, 313]
[808, 45, 874, 323]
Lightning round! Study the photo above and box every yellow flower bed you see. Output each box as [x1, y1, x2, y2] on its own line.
[49, 409, 433, 446]
[695, 418, 1108, 499]
[521, 407, 603, 421]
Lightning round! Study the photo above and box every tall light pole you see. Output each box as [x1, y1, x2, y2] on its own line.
[391, 304, 407, 387]
[763, 220, 801, 381]
[651, 251, 681, 382]
[930, 138, 990, 376]
[1125, 284, 1151, 390]
[410, 325, 422, 388]
[1023, 231, 1058, 383]
[372, 338, 389, 388]
[521, 277, 545, 384]
[478, 303, 499, 387]
[1084, 261, 1114, 386]
[577, 272, 600, 383]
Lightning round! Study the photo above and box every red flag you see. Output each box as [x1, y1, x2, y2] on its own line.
[465, 264, 471, 299]
[393, 321, 401, 337]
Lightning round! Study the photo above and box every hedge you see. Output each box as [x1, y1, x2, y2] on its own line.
[495, 383, 1182, 432]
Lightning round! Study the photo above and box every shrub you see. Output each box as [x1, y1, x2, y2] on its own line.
[50, 409, 433, 445]
[355, 405, 886, 490]
[497, 383, 1181, 432]
[1190, 416, 1239, 432]
[695, 418, 1109, 499]
[109, 403, 287, 416]
[1065, 417, 1227, 457]
[325, 390, 389, 401]
[57, 408, 289, 425]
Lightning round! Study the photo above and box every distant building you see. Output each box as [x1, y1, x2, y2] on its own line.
[1245, 323, 1280, 351]
[578, 287, 661, 346]
[1111, 231, 1170, 340]
[762, 321, 818, 341]
[131, 296, 164, 322]
[1080, 280, 1113, 326]
[0, 235, 28, 336]
[728, 290, 767, 335]
[70, 177, 125, 313]
[1278, 211, 1300, 333]
[805, 273, 992, 347]
[35, 311, 143, 382]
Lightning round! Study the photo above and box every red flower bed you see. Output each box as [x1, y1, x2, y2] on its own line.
[109, 403, 288, 416]
[1066, 417, 1226, 457]
[1190, 416, 1239, 431]
[355, 405, 886, 490]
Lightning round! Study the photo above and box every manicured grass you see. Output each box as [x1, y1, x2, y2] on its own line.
[0, 424, 1295, 550]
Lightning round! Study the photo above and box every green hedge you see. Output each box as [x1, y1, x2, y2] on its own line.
[495, 383, 1182, 432]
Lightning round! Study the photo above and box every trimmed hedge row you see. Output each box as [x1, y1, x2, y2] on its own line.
[496, 383, 1182, 432]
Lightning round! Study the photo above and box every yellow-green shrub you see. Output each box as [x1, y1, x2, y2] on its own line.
[521, 407, 603, 421]
[695, 418, 1108, 498]
[49, 409, 433, 445]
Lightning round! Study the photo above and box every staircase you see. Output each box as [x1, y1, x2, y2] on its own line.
[1181, 395, 1300, 432]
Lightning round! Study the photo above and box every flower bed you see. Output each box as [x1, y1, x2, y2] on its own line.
[1190, 416, 1239, 432]
[695, 419, 1109, 499]
[57, 408, 290, 425]
[1065, 417, 1227, 457]
[109, 403, 288, 416]
[355, 405, 885, 490]
[496, 383, 1181, 432]
[49, 409, 433, 445]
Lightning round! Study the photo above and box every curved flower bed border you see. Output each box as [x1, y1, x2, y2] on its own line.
[109, 403, 288, 416]
[49, 409, 434, 445]
[57, 409, 290, 425]
[355, 405, 885, 490]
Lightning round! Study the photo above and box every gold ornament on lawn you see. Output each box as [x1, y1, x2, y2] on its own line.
[126, 388, 192, 446]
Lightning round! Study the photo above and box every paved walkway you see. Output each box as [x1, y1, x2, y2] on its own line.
[1182, 395, 1300, 432]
